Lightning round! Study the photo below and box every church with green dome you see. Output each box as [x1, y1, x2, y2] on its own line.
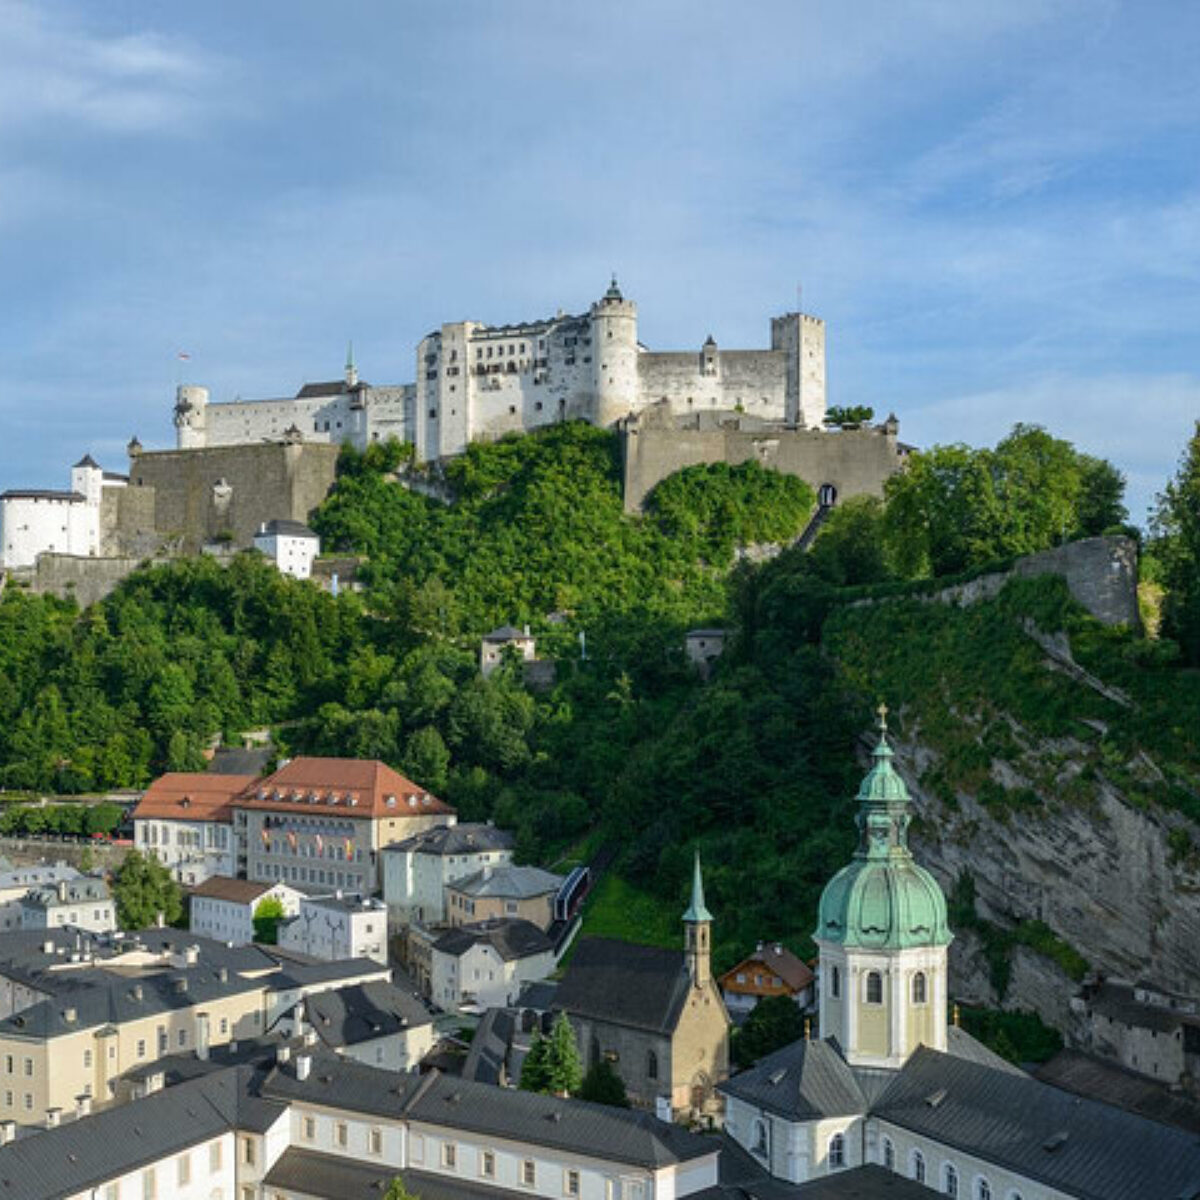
[815, 704, 952, 1068]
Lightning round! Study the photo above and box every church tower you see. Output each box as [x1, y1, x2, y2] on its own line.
[683, 850, 713, 989]
[814, 706, 952, 1069]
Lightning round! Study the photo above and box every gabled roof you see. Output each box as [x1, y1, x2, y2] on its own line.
[873, 1045, 1200, 1200]
[234, 757, 453, 821]
[295, 379, 368, 398]
[256, 518, 318, 539]
[719, 944, 813, 993]
[72, 453, 100, 469]
[554, 937, 691, 1034]
[261, 1051, 428, 1118]
[21, 876, 110, 909]
[434, 918, 553, 962]
[132, 772, 256, 823]
[189, 875, 279, 905]
[448, 865, 563, 901]
[0, 1066, 262, 1198]
[718, 1038, 866, 1120]
[482, 625, 531, 642]
[407, 1071, 715, 1168]
[385, 822, 514, 857]
[302, 979, 432, 1048]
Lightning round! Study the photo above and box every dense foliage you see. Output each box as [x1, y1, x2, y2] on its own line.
[578, 1058, 630, 1107]
[1151, 420, 1200, 664]
[732, 994, 807, 1067]
[883, 424, 1127, 578]
[112, 849, 183, 930]
[520, 1013, 583, 1096]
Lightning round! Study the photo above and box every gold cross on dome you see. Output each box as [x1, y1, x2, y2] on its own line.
[877, 701, 889, 730]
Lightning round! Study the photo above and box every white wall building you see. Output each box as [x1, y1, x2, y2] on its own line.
[279, 894, 389, 964]
[381, 822, 514, 929]
[429, 918, 556, 1012]
[0, 863, 79, 933]
[253, 518, 320, 580]
[131, 772, 248, 885]
[188, 876, 303, 946]
[0, 455, 126, 570]
[19, 875, 116, 933]
[480, 625, 536, 677]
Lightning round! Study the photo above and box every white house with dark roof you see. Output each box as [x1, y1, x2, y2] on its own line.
[253, 517, 321, 579]
[278, 893, 389, 963]
[188, 875, 303, 946]
[382, 821, 515, 929]
[430, 918, 556, 1012]
[19, 875, 115, 933]
[480, 624, 536, 676]
[0, 862, 79, 933]
[446, 864, 564, 930]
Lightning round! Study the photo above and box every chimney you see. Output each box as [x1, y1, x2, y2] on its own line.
[276, 1044, 291, 1065]
[75, 1094, 92, 1120]
[196, 1012, 210, 1061]
[44, 1108, 61, 1129]
[296, 1054, 312, 1081]
[0, 1121, 14, 1145]
[144, 1070, 164, 1096]
[155, 911, 165, 929]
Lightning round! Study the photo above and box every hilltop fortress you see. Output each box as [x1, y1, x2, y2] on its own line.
[3, 282, 907, 599]
[173, 278, 831, 464]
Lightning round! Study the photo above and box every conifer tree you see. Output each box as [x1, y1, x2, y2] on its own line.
[544, 1012, 583, 1096]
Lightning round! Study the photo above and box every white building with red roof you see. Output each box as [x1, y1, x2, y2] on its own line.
[131, 772, 253, 885]
[231, 757, 455, 894]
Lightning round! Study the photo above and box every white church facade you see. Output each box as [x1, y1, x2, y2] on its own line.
[171, 280, 827, 463]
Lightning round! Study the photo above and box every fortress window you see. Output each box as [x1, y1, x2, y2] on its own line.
[866, 972, 883, 1004]
[428, 409, 437, 419]
[509, 406, 517, 415]
[535, 402, 543, 411]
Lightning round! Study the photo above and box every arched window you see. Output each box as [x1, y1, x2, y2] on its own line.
[911, 1151, 926, 1183]
[752, 1119, 768, 1158]
[828, 1132, 845, 1169]
[976, 1181, 992, 1200]
[912, 971, 928, 1004]
[831, 965, 840, 998]
[647, 1050, 658, 1080]
[866, 971, 883, 1004]
[943, 1163, 959, 1197]
[883, 1138, 895, 1170]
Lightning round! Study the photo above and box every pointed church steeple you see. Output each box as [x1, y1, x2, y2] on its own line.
[345, 340, 358, 388]
[683, 850, 713, 987]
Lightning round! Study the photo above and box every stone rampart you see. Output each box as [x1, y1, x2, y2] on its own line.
[620, 405, 907, 512]
[26, 553, 169, 609]
[883, 536, 1141, 629]
[128, 441, 340, 553]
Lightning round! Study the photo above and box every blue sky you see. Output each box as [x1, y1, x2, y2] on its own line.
[0, 1, 1196, 523]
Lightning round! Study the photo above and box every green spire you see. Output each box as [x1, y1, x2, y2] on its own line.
[683, 849, 713, 923]
[346, 340, 354, 371]
[855, 702, 914, 860]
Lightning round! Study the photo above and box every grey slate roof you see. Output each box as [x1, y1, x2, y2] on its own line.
[22, 876, 110, 909]
[0, 489, 84, 502]
[303, 979, 432, 1048]
[554, 937, 690, 1034]
[261, 1051, 429, 1119]
[873, 1045, 1200, 1200]
[408, 1071, 715, 1168]
[386, 822, 514, 857]
[1034, 1047, 1200, 1134]
[461, 1006, 517, 1085]
[265, 1149, 554, 1200]
[257, 517, 319, 539]
[0, 1066, 273, 1199]
[450, 865, 564, 900]
[718, 1038, 866, 1120]
[482, 625, 530, 642]
[434, 918, 553, 962]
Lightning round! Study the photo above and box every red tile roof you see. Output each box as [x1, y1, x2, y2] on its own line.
[132, 773, 256, 824]
[232, 757, 453, 821]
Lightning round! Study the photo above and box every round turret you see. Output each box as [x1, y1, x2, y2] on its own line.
[589, 276, 638, 426]
[174, 385, 209, 450]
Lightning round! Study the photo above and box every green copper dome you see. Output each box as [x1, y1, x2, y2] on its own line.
[815, 706, 952, 950]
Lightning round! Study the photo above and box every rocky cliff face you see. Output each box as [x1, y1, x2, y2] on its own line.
[891, 729, 1200, 1005]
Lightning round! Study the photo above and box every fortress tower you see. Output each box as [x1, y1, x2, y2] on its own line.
[814, 706, 952, 1069]
[589, 276, 639, 427]
[770, 312, 826, 428]
[173, 385, 209, 450]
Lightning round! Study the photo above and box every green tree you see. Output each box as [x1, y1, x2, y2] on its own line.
[824, 405, 875, 426]
[519, 1031, 551, 1093]
[544, 1012, 584, 1096]
[112, 849, 183, 931]
[733, 994, 806, 1066]
[78, 844, 95, 873]
[805, 497, 891, 587]
[1152, 421, 1200, 664]
[382, 1178, 421, 1200]
[253, 896, 287, 944]
[402, 726, 451, 793]
[578, 1057, 629, 1107]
